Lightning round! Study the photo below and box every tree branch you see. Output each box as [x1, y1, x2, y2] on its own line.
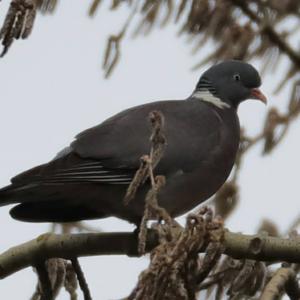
[70, 258, 92, 300]
[0, 230, 300, 280]
[231, 0, 300, 68]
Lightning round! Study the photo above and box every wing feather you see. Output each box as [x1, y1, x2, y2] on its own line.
[12, 154, 135, 186]
[11, 99, 223, 188]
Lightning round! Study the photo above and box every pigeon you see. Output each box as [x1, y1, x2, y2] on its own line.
[0, 60, 266, 225]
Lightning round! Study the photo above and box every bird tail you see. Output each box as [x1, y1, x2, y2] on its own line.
[0, 183, 108, 222]
[0, 183, 40, 206]
[0, 184, 22, 206]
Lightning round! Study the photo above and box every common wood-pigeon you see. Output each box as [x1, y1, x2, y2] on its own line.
[0, 60, 266, 225]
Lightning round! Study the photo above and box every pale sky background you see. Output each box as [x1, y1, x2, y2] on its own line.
[0, 1, 299, 299]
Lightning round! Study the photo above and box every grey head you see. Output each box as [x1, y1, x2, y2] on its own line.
[195, 60, 267, 108]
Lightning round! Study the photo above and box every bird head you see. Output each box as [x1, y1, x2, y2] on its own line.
[195, 60, 267, 108]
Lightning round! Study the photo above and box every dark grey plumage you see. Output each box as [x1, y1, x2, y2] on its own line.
[0, 60, 266, 224]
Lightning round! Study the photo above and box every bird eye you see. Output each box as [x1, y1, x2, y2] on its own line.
[233, 74, 241, 81]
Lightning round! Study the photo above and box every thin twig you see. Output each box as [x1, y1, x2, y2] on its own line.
[103, 0, 139, 77]
[35, 261, 53, 300]
[71, 258, 92, 300]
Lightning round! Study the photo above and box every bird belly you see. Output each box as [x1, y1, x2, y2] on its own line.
[156, 148, 238, 217]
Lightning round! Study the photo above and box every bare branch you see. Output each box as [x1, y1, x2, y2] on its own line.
[0, 230, 300, 281]
[70, 258, 92, 300]
[88, 0, 103, 17]
[102, 0, 138, 77]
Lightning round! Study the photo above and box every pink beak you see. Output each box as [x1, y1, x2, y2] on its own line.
[250, 88, 267, 104]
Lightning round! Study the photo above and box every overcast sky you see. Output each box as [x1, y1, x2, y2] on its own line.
[0, 1, 299, 299]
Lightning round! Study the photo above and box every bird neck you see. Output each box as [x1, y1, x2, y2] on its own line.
[191, 89, 231, 110]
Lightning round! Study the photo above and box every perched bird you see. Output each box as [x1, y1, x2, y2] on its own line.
[0, 60, 266, 225]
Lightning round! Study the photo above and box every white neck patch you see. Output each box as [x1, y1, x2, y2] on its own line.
[192, 90, 230, 109]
